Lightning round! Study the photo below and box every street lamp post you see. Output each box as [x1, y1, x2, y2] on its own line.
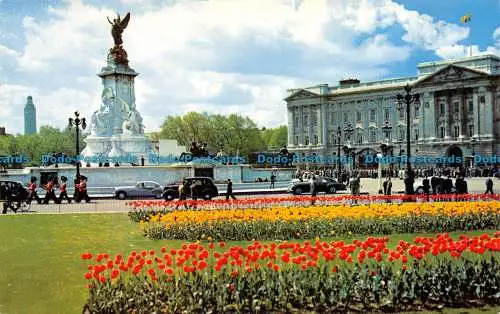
[336, 127, 342, 172]
[395, 84, 420, 195]
[343, 123, 355, 170]
[68, 111, 86, 180]
[470, 138, 476, 175]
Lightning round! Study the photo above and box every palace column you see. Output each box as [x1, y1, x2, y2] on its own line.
[287, 108, 294, 147]
[298, 106, 304, 145]
[423, 91, 436, 140]
[472, 88, 480, 137]
[320, 103, 327, 146]
[444, 93, 451, 140]
[484, 87, 494, 138]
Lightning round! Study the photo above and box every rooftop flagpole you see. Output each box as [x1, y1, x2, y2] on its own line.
[460, 13, 472, 57]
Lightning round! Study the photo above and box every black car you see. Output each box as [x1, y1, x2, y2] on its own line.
[162, 177, 219, 201]
[1, 180, 29, 213]
[287, 177, 346, 195]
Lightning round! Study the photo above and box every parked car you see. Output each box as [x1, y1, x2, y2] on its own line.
[114, 181, 163, 200]
[162, 177, 219, 201]
[287, 177, 346, 195]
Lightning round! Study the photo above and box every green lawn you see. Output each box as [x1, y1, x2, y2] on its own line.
[0, 213, 498, 314]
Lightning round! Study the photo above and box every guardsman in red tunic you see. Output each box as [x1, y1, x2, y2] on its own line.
[58, 176, 72, 203]
[26, 176, 42, 204]
[78, 176, 91, 203]
[43, 176, 60, 204]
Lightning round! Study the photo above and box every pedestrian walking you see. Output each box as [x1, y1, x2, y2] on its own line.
[383, 177, 392, 203]
[349, 174, 360, 205]
[190, 180, 199, 209]
[175, 180, 188, 210]
[270, 173, 276, 189]
[309, 175, 317, 205]
[485, 177, 494, 194]
[430, 175, 438, 195]
[455, 176, 468, 201]
[422, 177, 430, 201]
[226, 179, 236, 200]
[26, 176, 42, 204]
[58, 176, 72, 203]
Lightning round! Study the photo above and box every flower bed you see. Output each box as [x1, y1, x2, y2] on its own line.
[139, 202, 500, 240]
[127, 194, 500, 222]
[81, 233, 500, 313]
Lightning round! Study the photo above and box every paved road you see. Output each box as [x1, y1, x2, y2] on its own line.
[7, 193, 295, 214]
[3, 178, 496, 215]
[32, 177, 496, 198]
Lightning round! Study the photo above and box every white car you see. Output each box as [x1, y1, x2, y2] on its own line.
[114, 181, 163, 200]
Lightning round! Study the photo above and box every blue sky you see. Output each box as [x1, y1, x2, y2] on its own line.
[0, 0, 499, 134]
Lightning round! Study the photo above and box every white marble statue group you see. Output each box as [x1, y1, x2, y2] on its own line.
[91, 87, 144, 136]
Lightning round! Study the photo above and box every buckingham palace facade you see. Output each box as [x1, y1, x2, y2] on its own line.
[285, 54, 500, 169]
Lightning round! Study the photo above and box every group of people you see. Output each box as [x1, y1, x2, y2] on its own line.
[175, 178, 203, 210]
[26, 175, 91, 204]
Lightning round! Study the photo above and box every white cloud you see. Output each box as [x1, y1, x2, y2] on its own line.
[0, 85, 35, 134]
[494, 26, 500, 40]
[0, 0, 496, 135]
[435, 27, 500, 59]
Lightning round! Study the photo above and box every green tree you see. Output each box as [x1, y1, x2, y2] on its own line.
[158, 112, 285, 156]
[268, 125, 288, 149]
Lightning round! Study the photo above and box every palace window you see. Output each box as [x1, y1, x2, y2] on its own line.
[414, 128, 419, 141]
[454, 101, 459, 113]
[440, 126, 445, 139]
[469, 125, 474, 137]
[330, 112, 336, 124]
[294, 136, 298, 146]
[370, 109, 376, 122]
[343, 112, 349, 123]
[356, 133, 363, 145]
[303, 115, 309, 127]
[295, 116, 299, 128]
[384, 108, 390, 121]
[370, 130, 376, 142]
[468, 100, 474, 112]
[414, 105, 419, 117]
[305, 136, 309, 145]
[312, 114, 317, 127]
[313, 135, 318, 145]
[454, 125, 460, 138]
[356, 111, 362, 123]
[440, 103, 445, 115]
[398, 129, 405, 141]
[399, 109, 404, 119]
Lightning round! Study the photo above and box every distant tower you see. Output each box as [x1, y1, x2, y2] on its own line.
[24, 96, 37, 135]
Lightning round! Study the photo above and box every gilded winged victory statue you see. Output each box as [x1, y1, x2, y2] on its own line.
[107, 12, 130, 46]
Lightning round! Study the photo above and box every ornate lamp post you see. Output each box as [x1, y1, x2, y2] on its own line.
[470, 138, 476, 175]
[381, 120, 393, 177]
[68, 111, 86, 179]
[395, 84, 420, 195]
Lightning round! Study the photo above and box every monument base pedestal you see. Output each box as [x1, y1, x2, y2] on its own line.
[82, 134, 156, 166]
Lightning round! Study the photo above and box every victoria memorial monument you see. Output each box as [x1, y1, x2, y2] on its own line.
[81, 12, 155, 163]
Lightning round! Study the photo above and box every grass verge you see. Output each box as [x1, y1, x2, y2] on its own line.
[0, 213, 497, 314]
